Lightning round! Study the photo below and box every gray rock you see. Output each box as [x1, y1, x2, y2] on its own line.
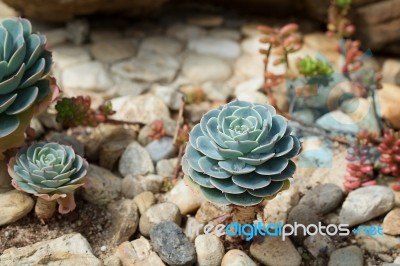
[111, 52, 179, 83]
[119, 142, 154, 177]
[188, 37, 241, 59]
[139, 203, 182, 237]
[107, 199, 139, 245]
[250, 236, 301, 266]
[152, 84, 183, 111]
[121, 174, 163, 198]
[287, 204, 320, 243]
[0, 233, 101, 265]
[340, 186, 394, 227]
[328, 246, 363, 266]
[111, 94, 170, 124]
[139, 36, 183, 55]
[299, 184, 343, 215]
[304, 234, 336, 258]
[113, 77, 149, 97]
[182, 54, 232, 83]
[146, 137, 177, 163]
[82, 165, 121, 204]
[150, 222, 196, 266]
[195, 235, 225, 266]
[0, 190, 34, 226]
[221, 249, 257, 266]
[62, 61, 114, 92]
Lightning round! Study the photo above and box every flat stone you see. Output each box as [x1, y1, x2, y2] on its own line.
[139, 202, 182, 237]
[195, 235, 225, 266]
[52, 45, 91, 74]
[139, 36, 183, 55]
[0, 190, 34, 226]
[133, 191, 156, 215]
[250, 236, 301, 266]
[121, 174, 163, 198]
[82, 164, 121, 205]
[113, 77, 149, 97]
[150, 222, 196, 266]
[299, 184, 344, 215]
[383, 208, 400, 235]
[165, 180, 205, 215]
[62, 61, 114, 92]
[107, 199, 139, 246]
[115, 237, 165, 266]
[340, 186, 394, 227]
[90, 39, 136, 63]
[111, 94, 170, 124]
[221, 249, 257, 266]
[119, 142, 154, 176]
[111, 52, 179, 83]
[182, 54, 232, 83]
[188, 37, 241, 59]
[145, 137, 177, 163]
[0, 233, 101, 265]
[166, 24, 207, 41]
[328, 246, 363, 266]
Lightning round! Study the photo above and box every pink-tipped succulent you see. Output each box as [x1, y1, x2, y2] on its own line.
[55, 96, 114, 128]
[344, 132, 379, 192]
[327, 0, 355, 38]
[379, 131, 400, 190]
[8, 142, 88, 222]
[149, 119, 166, 140]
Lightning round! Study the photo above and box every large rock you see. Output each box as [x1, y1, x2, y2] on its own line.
[111, 94, 170, 124]
[0, 190, 34, 226]
[299, 184, 343, 215]
[0, 233, 101, 265]
[340, 186, 395, 227]
[119, 141, 154, 176]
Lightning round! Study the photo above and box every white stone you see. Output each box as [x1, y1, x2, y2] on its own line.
[0, 233, 101, 265]
[121, 174, 163, 198]
[111, 52, 179, 83]
[110, 94, 170, 124]
[241, 36, 269, 55]
[234, 54, 264, 79]
[340, 186, 395, 227]
[237, 91, 269, 104]
[139, 36, 183, 55]
[195, 235, 225, 266]
[165, 180, 205, 215]
[183, 54, 232, 83]
[113, 76, 149, 97]
[62, 61, 114, 91]
[202, 81, 232, 101]
[235, 77, 264, 96]
[151, 84, 183, 111]
[115, 237, 165, 266]
[221, 249, 257, 266]
[188, 37, 241, 59]
[52, 45, 91, 75]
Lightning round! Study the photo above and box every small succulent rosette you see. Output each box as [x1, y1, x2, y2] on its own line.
[0, 17, 58, 158]
[8, 142, 88, 214]
[182, 100, 301, 206]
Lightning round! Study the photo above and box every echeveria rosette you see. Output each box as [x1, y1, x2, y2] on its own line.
[182, 100, 301, 206]
[0, 17, 54, 156]
[8, 142, 88, 214]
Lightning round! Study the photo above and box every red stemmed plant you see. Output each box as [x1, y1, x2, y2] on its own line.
[344, 132, 379, 192]
[379, 131, 400, 191]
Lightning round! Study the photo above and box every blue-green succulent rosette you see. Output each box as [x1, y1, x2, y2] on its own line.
[8, 143, 88, 214]
[182, 100, 301, 206]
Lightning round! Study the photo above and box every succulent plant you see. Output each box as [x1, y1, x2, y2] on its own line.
[182, 100, 301, 206]
[8, 142, 88, 216]
[297, 56, 334, 77]
[0, 18, 52, 138]
[379, 131, 400, 190]
[344, 132, 379, 192]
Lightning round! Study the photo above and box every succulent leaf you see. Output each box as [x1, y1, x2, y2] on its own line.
[182, 100, 301, 206]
